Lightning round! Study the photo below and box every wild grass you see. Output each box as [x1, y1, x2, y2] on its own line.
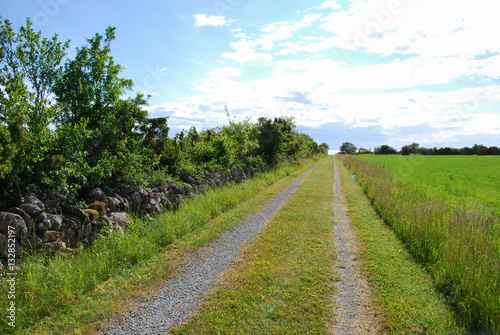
[337, 158, 465, 334]
[0, 157, 321, 334]
[172, 157, 335, 334]
[340, 155, 500, 333]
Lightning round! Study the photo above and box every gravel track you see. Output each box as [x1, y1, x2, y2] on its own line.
[100, 163, 319, 335]
[331, 160, 382, 335]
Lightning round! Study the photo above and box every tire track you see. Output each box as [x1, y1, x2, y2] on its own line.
[100, 163, 319, 335]
[331, 159, 382, 335]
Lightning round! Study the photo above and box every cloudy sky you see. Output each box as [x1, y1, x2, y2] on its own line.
[3, 0, 500, 153]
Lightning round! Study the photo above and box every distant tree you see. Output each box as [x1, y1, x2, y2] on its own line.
[486, 146, 500, 155]
[357, 147, 372, 154]
[374, 145, 397, 155]
[340, 142, 357, 154]
[471, 144, 488, 155]
[319, 142, 329, 155]
[401, 143, 419, 155]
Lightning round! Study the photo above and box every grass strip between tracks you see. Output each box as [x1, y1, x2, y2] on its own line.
[172, 157, 336, 334]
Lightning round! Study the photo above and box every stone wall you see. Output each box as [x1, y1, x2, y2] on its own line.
[0, 166, 267, 259]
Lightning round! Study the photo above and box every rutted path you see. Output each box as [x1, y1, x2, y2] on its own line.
[100, 163, 319, 335]
[331, 160, 382, 334]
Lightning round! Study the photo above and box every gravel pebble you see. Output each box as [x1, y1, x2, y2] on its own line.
[100, 164, 318, 335]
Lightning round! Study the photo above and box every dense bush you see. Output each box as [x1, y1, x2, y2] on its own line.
[0, 18, 328, 209]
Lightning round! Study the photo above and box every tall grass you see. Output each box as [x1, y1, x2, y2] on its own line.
[0, 158, 319, 333]
[340, 156, 500, 333]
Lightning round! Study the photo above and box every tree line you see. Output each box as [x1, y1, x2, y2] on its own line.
[339, 142, 500, 155]
[0, 18, 328, 209]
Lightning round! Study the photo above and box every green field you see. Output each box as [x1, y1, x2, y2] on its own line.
[356, 155, 500, 216]
[340, 155, 500, 333]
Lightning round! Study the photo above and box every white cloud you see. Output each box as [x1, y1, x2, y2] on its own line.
[151, 0, 500, 147]
[318, 1, 341, 10]
[319, 0, 500, 58]
[194, 14, 228, 27]
[222, 39, 274, 63]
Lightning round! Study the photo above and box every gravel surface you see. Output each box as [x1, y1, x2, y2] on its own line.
[100, 164, 318, 335]
[331, 160, 382, 335]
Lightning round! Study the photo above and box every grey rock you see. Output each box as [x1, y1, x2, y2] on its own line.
[62, 228, 77, 248]
[35, 212, 48, 223]
[181, 175, 196, 185]
[167, 194, 184, 207]
[146, 198, 162, 214]
[130, 192, 142, 206]
[0, 212, 27, 237]
[20, 196, 45, 217]
[8, 207, 32, 226]
[121, 185, 139, 195]
[112, 193, 129, 211]
[86, 187, 104, 202]
[70, 207, 89, 225]
[46, 214, 63, 231]
[103, 196, 122, 212]
[108, 212, 132, 229]
[62, 215, 81, 231]
[160, 198, 173, 211]
[35, 221, 46, 238]
[139, 189, 149, 198]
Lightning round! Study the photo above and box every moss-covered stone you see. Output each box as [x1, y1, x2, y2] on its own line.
[85, 201, 107, 215]
[81, 208, 100, 219]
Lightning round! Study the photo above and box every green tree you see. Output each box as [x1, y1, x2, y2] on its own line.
[0, 17, 69, 202]
[319, 142, 329, 155]
[374, 145, 398, 155]
[257, 117, 284, 166]
[357, 147, 371, 154]
[401, 143, 419, 155]
[221, 117, 262, 167]
[340, 142, 357, 154]
[54, 27, 132, 128]
[52, 26, 155, 188]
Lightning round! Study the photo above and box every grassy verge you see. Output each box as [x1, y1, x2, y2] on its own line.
[341, 155, 499, 333]
[0, 157, 322, 335]
[337, 158, 465, 334]
[172, 157, 335, 334]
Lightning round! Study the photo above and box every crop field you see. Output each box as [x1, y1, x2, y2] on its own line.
[340, 155, 500, 332]
[355, 155, 500, 216]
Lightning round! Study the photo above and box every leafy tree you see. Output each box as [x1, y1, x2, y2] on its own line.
[221, 117, 262, 167]
[0, 124, 16, 178]
[54, 27, 132, 127]
[0, 17, 69, 202]
[357, 147, 371, 154]
[374, 145, 398, 155]
[319, 142, 329, 155]
[471, 144, 488, 155]
[340, 142, 357, 154]
[51, 26, 157, 190]
[401, 143, 419, 155]
[257, 117, 283, 166]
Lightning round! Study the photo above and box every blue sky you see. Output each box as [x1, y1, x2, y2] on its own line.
[2, 0, 500, 153]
